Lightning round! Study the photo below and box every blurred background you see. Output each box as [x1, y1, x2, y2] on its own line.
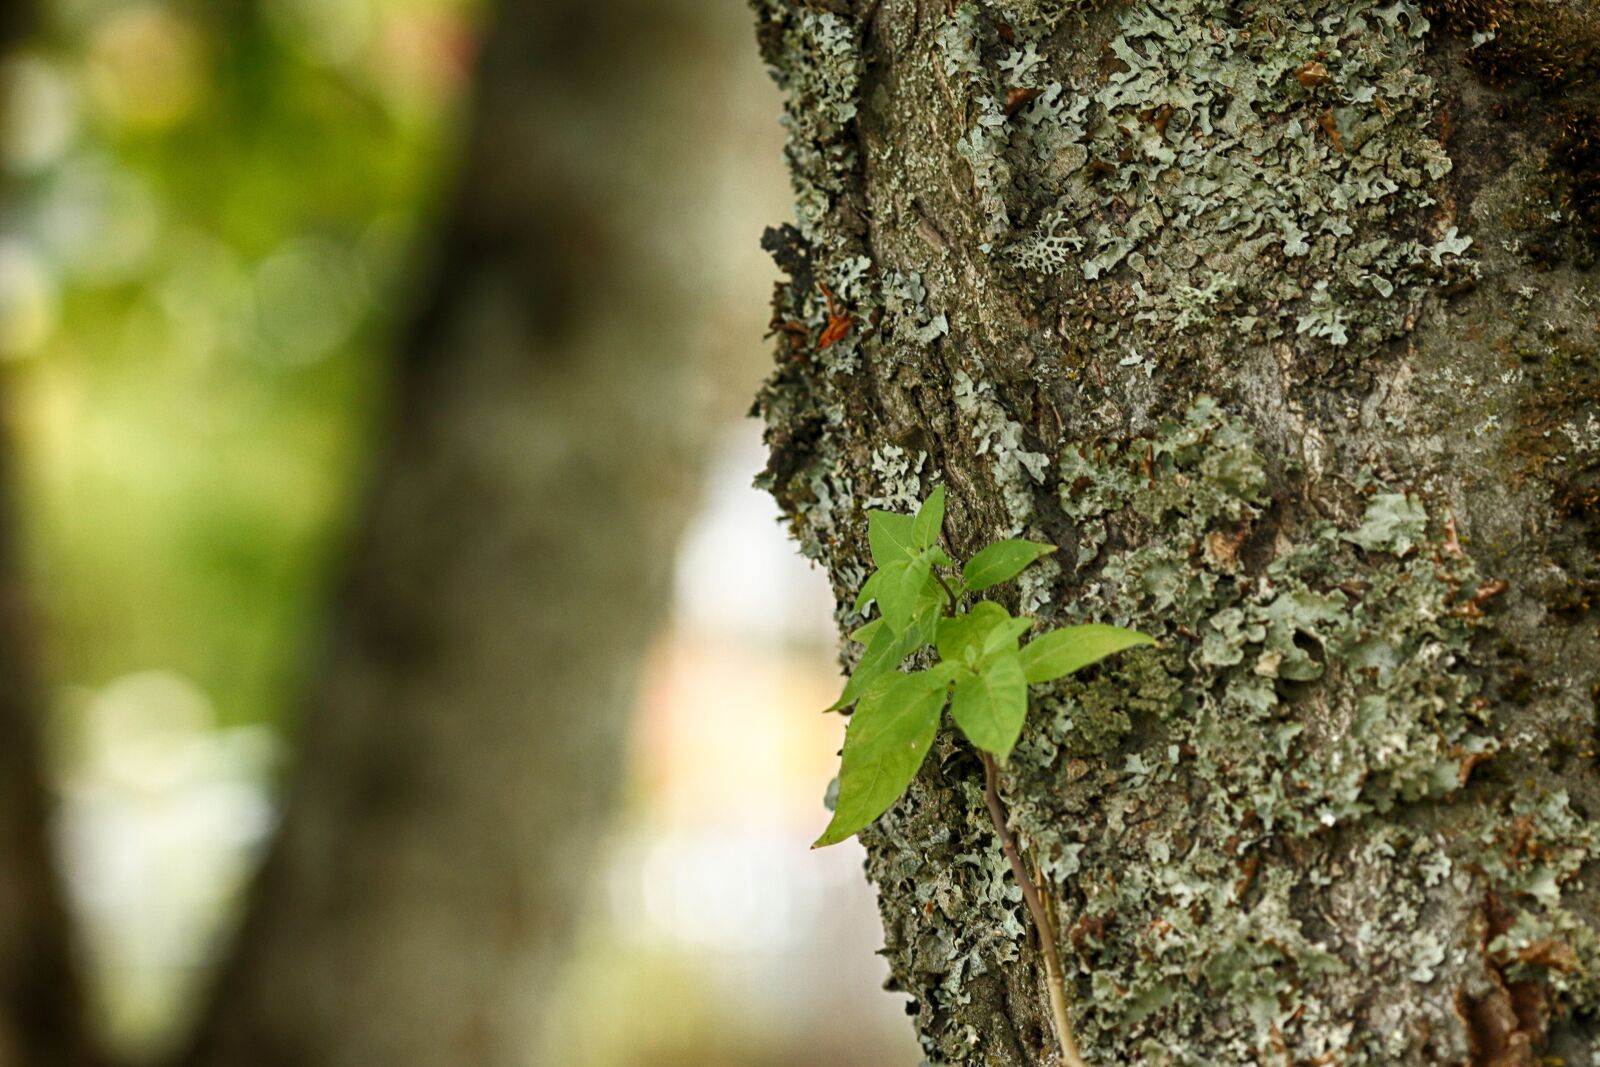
[0, 0, 918, 1063]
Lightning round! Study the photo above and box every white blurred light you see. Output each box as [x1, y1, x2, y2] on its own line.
[0, 241, 59, 356]
[672, 424, 836, 643]
[0, 54, 80, 171]
[36, 156, 161, 283]
[621, 828, 851, 953]
[56, 671, 278, 1045]
[253, 237, 367, 364]
[82, 671, 213, 792]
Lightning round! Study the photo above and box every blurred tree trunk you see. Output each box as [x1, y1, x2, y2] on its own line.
[0, 446, 97, 1067]
[753, 0, 1600, 1063]
[0, 13, 100, 1067]
[177, 3, 723, 1066]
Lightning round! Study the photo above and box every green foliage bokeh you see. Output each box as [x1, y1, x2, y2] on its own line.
[2, 0, 478, 731]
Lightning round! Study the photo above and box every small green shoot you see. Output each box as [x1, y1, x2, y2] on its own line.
[815, 486, 1154, 848]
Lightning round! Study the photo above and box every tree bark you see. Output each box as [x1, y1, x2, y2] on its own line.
[176, 2, 723, 1065]
[752, 0, 1600, 1063]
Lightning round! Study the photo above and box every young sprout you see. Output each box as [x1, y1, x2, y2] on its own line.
[817, 485, 1153, 846]
[815, 485, 1155, 1067]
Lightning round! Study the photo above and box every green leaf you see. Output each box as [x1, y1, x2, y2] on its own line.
[832, 603, 939, 710]
[962, 539, 1056, 592]
[878, 549, 937, 634]
[814, 670, 952, 847]
[831, 622, 903, 709]
[912, 486, 946, 549]
[849, 617, 884, 645]
[868, 510, 918, 568]
[1019, 624, 1156, 684]
[936, 601, 1009, 664]
[981, 614, 1034, 660]
[853, 569, 884, 615]
[950, 652, 1028, 760]
[905, 597, 942, 651]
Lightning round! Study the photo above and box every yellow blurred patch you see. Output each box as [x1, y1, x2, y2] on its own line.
[86, 6, 206, 133]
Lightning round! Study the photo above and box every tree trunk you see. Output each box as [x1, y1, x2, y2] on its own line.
[751, 0, 1600, 1063]
[176, 2, 723, 1065]
[0, 12, 101, 1067]
[0, 449, 99, 1067]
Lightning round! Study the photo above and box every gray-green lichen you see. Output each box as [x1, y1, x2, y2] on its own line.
[1000, 402, 1500, 1061]
[954, 366, 1062, 611]
[943, 0, 1475, 353]
[884, 270, 952, 347]
[865, 443, 931, 511]
[753, 2, 864, 242]
[871, 401, 1600, 1064]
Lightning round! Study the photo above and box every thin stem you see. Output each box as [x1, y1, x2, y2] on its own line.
[982, 751, 1087, 1067]
[932, 568, 962, 615]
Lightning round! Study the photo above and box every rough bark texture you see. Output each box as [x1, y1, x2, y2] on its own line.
[752, 0, 1600, 1062]
[175, 3, 718, 1065]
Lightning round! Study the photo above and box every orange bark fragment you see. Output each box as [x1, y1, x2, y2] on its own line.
[815, 283, 853, 349]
